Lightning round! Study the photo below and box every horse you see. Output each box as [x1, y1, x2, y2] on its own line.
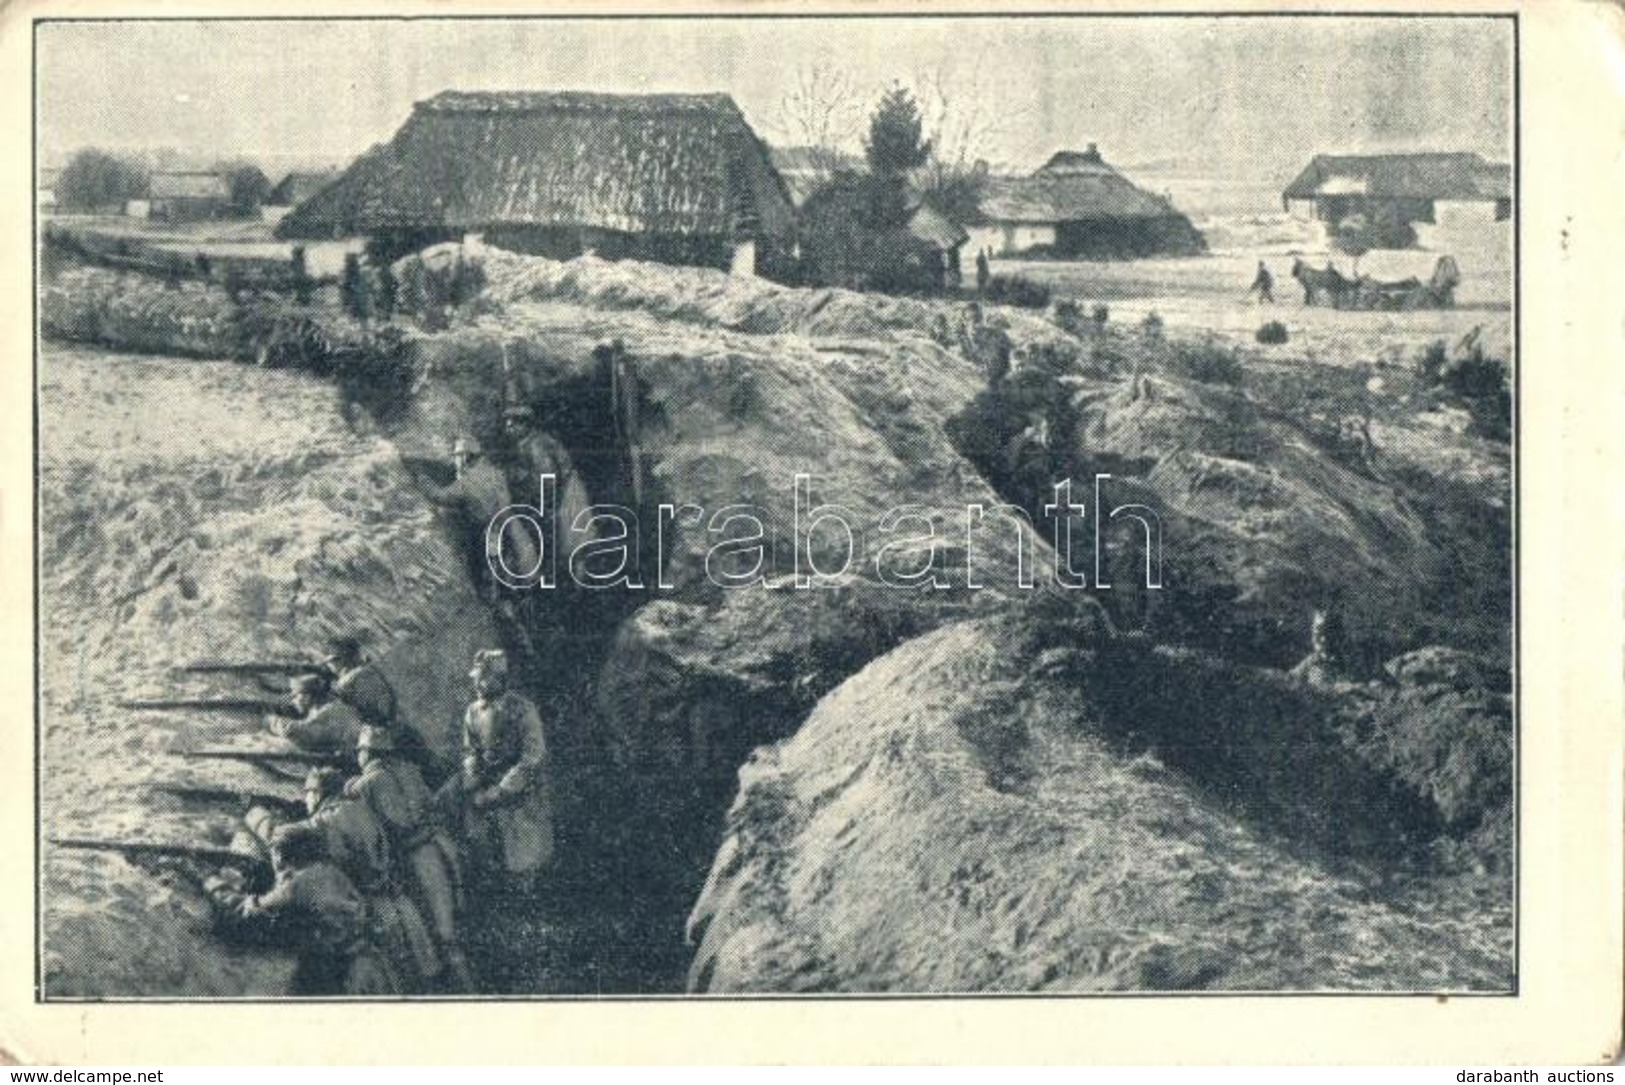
[1291, 258, 1353, 308]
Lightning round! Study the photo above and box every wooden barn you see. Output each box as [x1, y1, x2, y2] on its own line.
[135, 171, 232, 222]
[1282, 152, 1511, 247]
[276, 90, 797, 277]
[965, 145, 1206, 260]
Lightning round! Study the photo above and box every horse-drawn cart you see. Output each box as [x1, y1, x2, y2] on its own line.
[1291, 255, 1461, 311]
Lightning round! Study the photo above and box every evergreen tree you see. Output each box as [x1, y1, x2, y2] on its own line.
[864, 86, 931, 178]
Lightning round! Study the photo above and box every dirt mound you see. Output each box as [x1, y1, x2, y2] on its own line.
[42, 269, 248, 359]
[407, 294, 1041, 593]
[687, 616, 1513, 993]
[475, 248, 1061, 344]
[1339, 647, 1513, 866]
[1066, 371, 1446, 663]
[39, 344, 498, 997]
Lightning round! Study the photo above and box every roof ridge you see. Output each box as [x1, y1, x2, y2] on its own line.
[417, 89, 740, 114]
[1314, 150, 1489, 162]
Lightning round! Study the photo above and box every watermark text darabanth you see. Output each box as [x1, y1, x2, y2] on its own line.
[483, 474, 1164, 592]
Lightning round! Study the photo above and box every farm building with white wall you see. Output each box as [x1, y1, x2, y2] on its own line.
[964, 146, 1205, 260]
[1282, 152, 1511, 250]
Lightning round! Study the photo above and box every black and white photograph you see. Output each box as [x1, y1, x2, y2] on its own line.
[32, 12, 1518, 1002]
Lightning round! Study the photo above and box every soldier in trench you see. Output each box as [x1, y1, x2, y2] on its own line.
[268, 673, 366, 768]
[497, 404, 601, 658]
[1290, 607, 1349, 686]
[425, 435, 540, 607]
[322, 635, 396, 727]
[203, 822, 395, 996]
[322, 634, 436, 776]
[448, 649, 553, 901]
[244, 766, 443, 993]
[345, 726, 478, 992]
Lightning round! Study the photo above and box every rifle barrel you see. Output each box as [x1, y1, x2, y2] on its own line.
[150, 784, 305, 814]
[185, 747, 343, 766]
[49, 836, 269, 872]
[172, 662, 326, 677]
[119, 698, 296, 714]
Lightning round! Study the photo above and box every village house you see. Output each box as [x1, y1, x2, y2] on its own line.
[795, 172, 969, 293]
[267, 169, 338, 207]
[964, 145, 1206, 260]
[128, 171, 232, 222]
[769, 146, 864, 208]
[261, 169, 339, 226]
[1282, 151, 1511, 249]
[276, 90, 797, 278]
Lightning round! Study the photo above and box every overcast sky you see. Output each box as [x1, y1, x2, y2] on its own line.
[37, 16, 1512, 186]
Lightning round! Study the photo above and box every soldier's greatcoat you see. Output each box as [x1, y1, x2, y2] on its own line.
[216, 861, 395, 996]
[462, 689, 553, 877]
[273, 699, 365, 760]
[347, 756, 463, 949]
[334, 662, 397, 728]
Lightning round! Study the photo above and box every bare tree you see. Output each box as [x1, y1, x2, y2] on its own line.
[769, 65, 867, 181]
[907, 63, 1029, 220]
[911, 66, 1003, 176]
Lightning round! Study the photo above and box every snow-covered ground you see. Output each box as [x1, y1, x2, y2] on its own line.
[999, 209, 1511, 371]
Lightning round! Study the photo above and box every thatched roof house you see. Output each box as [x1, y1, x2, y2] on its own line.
[966, 145, 1205, 259]
[770, 145, 864, 208]
[1282, 152, 1511, 228]
[277, 90, 796, 276]
[266, 169, 339, 207]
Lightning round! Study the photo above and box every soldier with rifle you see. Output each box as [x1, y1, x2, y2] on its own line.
[151, 782, 305, 819]
[269, 673, 365, 766]
[322, 635, 436, 776]
[424, 435, 537, 604]
[51, 836, 273, 892]
[119, 694, 298, 716]
[202, 822, 396, 996]
[345, 726, 476, 992]
[244, 767, 443, 993]
[169, 657, 326, 696]
[448, 649, 552, 898]
[322, 636, 395, 728]
[184, 744, 344, 782]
